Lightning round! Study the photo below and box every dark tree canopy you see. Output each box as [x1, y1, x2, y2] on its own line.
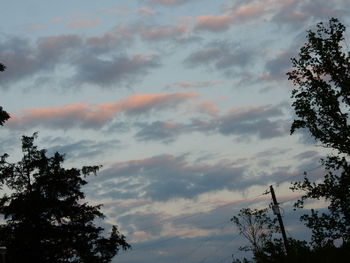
[232, 18, 350, 262]
[288, 18, 350, 248]
[232, 208, 350, 263]
[0, 106, 9, 126]
[231, 208, 280, 260]
[288, 18, 350, 155]
[0, 63, 10, 126]
[0, 134, 130, 263]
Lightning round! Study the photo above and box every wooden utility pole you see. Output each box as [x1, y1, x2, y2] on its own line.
[269, 185, 289, 255]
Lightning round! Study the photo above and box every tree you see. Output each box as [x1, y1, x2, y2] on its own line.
[231, 208, 350, 263]
[0, 133, 130, 263]
[288, 17, 350, 155]
[0, 106, 9, 126]
[231, 208, 281, 262]
[0, 63, 10, 126]
[288, 18, 350, 248]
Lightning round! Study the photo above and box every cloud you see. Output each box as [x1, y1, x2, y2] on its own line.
[93, 154, 249, 201]
[271, 0, 349, 27]
[138, 7, 156, 15]
[135, 121, 186, 143]
[196, 101, 220, 116]
[193, 1, 268, 33]
[139, 25, 188, 42]
[67, 18, 102, 28]
[42, 137, 122, 160]
[194, 15, 234, 32]
[215, 104, 288, 139]
[193, 0, 350, 34]
[165, 80, 224, 89]
[0, 31, 158, 90]
[72, 53, 160, 87]
[132, 103, 289, 143]
[293, 150, 320, 161]
[144, 0, 199, 7]
[89, 146, 308, 203]
[184, 41, 256, 76]
[0, 35, 81, 89]
[7, 92, 198, 130]
[85, 25, 136, 53]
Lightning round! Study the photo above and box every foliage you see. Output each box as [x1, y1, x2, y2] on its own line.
[233, 228, 350, 263]
[231, 208, 280, 259]
[0, 133, 130, 263]
[288, 17, 350, 155]
[0, 106, 9, 126]
[0, 63, 10, 126]
[233, 17, 350, 262]
[291, 156, 350, 246]
[231, 208, 314, 263]
[288, 17, 350, 248]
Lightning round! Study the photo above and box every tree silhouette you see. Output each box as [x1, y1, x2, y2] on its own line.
[288, 18, 350, 154]
[0, 63, 10, 126]
[288, 18, 350, 248]
[0, 133, 130, 263]
[231, 208, 281, 261]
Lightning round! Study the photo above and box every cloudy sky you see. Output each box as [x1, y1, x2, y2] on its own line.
[1, 0, 349, 262]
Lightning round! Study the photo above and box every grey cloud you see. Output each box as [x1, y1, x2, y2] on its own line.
[293, 150, 320, 161]
[144, 0, 199, 7]
[255, 148, 290, 158]
[184, 41, 256, 76]
[108, 200, 315, 263]
[72, 54, 160, 87]
[215, 105, 288, 139]
[44, 138, 122, 160]
[85, 25, 135, 54]
[0, 35, 82, 89]
[138, 24, 187, 42]
[132, 104, 289, 143]
[0, 32, 159, 90]
[262, 51, 296, 82]
[135, 121, 185, 143]
[0, 134, 21, 154]
[89, 154, 293, 202]
[118, 212, 165, 236]
[272, 0, 349, 28]
[165, 80, 224, 89]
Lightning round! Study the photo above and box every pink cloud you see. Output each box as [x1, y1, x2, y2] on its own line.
[197, 101, 220, 116]
[8, 92, 197, 130]
[50, 17, 63, 24]
[146, 0, 197, 7]
[139, 25, 187, 41]
[138, 7, 156, 15]
[167, 80, 224, 89]
[233, 4, 267, 18]
[28, 24, 48, 30]
[194, 15, 234, 32]
[67, 18, 102, 28]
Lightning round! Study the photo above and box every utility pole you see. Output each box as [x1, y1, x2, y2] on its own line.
[269, 185, 289, 255]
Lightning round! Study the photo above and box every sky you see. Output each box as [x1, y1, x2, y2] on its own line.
[1, 0, 349, 262]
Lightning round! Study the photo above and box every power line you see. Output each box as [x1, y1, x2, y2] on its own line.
[177, 220, 232, 263]
[271, 164, 323, 188]
[279, 195, 302, 205]
[119, 164, 323, 240]
[122, 190, 270, 240]
[118, 219, 234, 257]
[215, 254, 234, 263]
[117, 165, 325, 262]
[196, 234, 240, 263]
